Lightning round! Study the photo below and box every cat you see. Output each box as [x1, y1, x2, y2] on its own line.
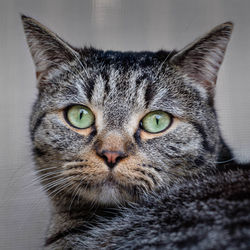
[21, 15, 250, 249]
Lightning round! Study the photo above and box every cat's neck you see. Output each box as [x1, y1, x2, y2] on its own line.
[45, 204, 122, 246]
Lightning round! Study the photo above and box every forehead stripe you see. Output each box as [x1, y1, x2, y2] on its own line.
[83, 79, 96, 102]
[144, 82, 156, 108]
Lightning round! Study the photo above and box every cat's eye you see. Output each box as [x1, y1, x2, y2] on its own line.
[141, 111, 172, 133]
[65, 105, 94, 129]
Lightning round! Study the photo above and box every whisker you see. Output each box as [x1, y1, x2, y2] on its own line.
[155, 49, 175, 79]
[26, 171, 63, 188]
[69, 176, 89, 210]
[21, 173, 61, 192]
[48, 179, 75, 200]
[34, 167, 59, 173]
[42, 177, 71, 192]
[215, 157, 235, 164]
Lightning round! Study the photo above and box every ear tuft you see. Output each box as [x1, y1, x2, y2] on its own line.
[21, 15, 78, 76]
[170, 22, 233, 95]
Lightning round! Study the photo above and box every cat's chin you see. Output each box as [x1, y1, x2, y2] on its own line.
[64, 173, 140, 206]
[78, 182, 136, 206]
[96, 185, 128, 205]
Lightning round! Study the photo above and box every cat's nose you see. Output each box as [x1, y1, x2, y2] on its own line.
[94, 130, 131, 169]
[99, 150, 126, 169]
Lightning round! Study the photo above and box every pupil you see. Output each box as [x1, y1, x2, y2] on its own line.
[155, 115, 160, 125]
[79, 110, 83, 120]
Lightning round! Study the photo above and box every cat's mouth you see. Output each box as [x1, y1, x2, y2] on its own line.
[102, 174, 119, 187]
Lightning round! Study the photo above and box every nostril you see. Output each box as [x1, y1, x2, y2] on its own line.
[99, 150, 126, 169]
[102, 150, 122, 164]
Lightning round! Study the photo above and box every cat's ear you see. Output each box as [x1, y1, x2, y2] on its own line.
[21, 15, 79, 78]
[170, 22, 233, 95]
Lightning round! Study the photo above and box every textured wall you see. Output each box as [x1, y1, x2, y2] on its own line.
[0, 0, 250, 249]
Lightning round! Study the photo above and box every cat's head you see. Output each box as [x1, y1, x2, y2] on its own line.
[22, 15, 233, 208]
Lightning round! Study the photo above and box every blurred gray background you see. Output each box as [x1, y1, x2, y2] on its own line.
[0, 0, 250, 249]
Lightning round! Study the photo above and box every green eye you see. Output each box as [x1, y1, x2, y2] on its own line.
[66, 105, 94, 129]
[141, 111, 172, 133]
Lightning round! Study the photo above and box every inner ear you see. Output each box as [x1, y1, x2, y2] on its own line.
[170, 22, 233, 96]
[21, 15, 79, 78]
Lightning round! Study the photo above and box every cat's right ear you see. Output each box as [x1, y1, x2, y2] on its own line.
[21, 15, 79, 79]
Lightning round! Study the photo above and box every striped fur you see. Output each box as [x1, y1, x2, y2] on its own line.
[22, 16, 235, 248]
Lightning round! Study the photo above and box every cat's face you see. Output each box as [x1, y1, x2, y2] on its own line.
[22, 16, 233, 207]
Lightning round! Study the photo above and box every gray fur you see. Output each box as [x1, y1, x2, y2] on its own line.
[46, 165, 250, 250]
[21, 15, 250, 250]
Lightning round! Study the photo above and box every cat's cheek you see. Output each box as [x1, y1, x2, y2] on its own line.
[62, 150, 110, 175]
[113, 156, 162, 191]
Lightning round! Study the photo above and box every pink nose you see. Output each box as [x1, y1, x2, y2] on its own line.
[99, 150, 126, 169]
[103, 151, 120, 164]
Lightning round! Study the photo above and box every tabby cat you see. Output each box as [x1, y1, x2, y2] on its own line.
[21, 15, 250, 249]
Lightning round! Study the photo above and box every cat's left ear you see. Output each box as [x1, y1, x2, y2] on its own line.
[170, 22, 233, 96]
[21, 15, 79, 79]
